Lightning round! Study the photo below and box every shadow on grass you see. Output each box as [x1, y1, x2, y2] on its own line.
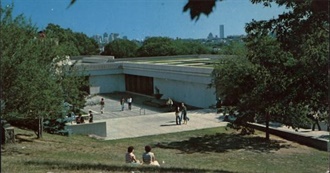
[24, 160, 237, 173]
[156, 133, 292, 154]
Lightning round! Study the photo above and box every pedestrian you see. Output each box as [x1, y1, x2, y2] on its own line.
[181, 102, 189, 124]
[166, 98, 174, 111]
[88, 110, 93, 123]
[125, 146, 141, 165]
[127, 96, 132, 110]
[100, 98, 105, 114]
[175, 106, 181, 125]
[142, 145, 160, 166]
[120, 97, 125, 111]
[308, 110, 321, 131]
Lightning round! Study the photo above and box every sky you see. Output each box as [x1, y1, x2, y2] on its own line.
[3, 0, 289, 40]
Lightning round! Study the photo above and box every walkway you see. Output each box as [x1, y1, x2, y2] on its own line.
[83, 92, 227, 140]
[82, 93, 329, 150]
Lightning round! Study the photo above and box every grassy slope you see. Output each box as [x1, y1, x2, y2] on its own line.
[1, 127, 328, 173]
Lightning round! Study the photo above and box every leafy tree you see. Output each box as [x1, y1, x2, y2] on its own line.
[45, 23, 99, 55]
[73, 32, 99, 55]
[0, 4, 88, 138]
[102, 39, 139, 58]
[174, 40, 211, 55]
[218, 40, 247, 56]
[137, 37, 178, 57]
[137, 37, 211, 57]
[202, 0, 328, 139]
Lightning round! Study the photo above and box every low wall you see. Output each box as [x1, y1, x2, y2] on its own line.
[66, 121, 107, 137]
[248, 123, 328, 151]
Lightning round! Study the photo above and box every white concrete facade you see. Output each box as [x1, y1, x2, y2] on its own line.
[75, 56, 218, 108]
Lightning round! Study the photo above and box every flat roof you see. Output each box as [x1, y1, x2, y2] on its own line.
[71, 54, 233, 68]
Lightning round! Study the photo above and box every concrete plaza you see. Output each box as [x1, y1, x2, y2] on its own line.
[83, 92, 228, 140]
[82, 92, 329, 149]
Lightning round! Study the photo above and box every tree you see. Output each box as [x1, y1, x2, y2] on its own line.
[137, 37, 211, 57]
[137, 37, 178, 57]
[102, 39, 139, 58]
[205, 0, 328, 139]
[174, 40, 211, 55]
[218, 40, 247, 56]
[45, 23, 99, 55]
[0, 4, 89, 138]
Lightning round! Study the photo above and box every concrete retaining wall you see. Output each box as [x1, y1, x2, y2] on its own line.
[66, 121, 107, 137]
[248, 123, 328, 151]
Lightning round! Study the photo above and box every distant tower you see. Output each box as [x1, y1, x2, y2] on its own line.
[219, 24, 224, 39]
[207, 32, 214, 40]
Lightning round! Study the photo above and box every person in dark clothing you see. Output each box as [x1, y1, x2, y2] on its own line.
[181, 103, 189, 124]
[89, 110, 93, 123]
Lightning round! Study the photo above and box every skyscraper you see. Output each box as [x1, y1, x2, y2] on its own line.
[219, 25, 224, 39]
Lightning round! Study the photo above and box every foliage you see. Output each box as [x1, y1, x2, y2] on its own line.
[137, 37, 211, 57]
[183, 0, 220, 21]
[1, 5, 63, 120]
[207, 0, 329, 135]
[45, 23, 99, 55]
[173, 39, 211, 55]
[0, 4, 89, 135]
[137, 37, 177, 57]
[218, 40, 247, 56]
[102, 39, 139, 58]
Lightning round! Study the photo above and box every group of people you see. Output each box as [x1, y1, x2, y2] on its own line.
[67, 110, 94, 124]
[125, 145, 160, 166]
[100, 96, 133, 113]
[175, 102, 189, 125]
[119, 96, 133, 111]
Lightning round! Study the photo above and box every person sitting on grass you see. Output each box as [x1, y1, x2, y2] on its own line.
[125, 146, 141, 165]
[142, 145, 160, 166]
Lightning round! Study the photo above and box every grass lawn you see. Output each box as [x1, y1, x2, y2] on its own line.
[1, 126, 328, 173]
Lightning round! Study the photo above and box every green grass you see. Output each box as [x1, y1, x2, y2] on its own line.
[1, 127, 328, 173]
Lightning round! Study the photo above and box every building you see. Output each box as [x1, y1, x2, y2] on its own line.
[109, 33, 120, 42]
[219, 25, 225, 39]
[71, 55, 227, 109]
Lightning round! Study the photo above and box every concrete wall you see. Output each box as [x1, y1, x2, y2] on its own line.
[66, 121, 107, 137]
[89, 74, 125, 94]
[249, 123, 328, 151]
[77, 60, 217, 108]
[154, 78, 215, 108]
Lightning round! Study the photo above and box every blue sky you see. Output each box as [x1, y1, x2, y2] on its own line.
[3, 0, 288, 40]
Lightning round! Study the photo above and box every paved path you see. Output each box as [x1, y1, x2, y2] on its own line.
[82, 93, 329, 143]
[101, 110, 227, 140]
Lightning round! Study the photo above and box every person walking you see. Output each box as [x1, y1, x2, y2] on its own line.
[100, 98, 105, 114]
[181, 102, 189, 124]
[127, 96, 132, 110]
[175, 106, 181, 125]
[120, 97, 125, 111]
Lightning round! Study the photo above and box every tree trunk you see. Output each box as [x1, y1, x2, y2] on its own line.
[37, 116, 43, 139]
[265, 113, 270, 140]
